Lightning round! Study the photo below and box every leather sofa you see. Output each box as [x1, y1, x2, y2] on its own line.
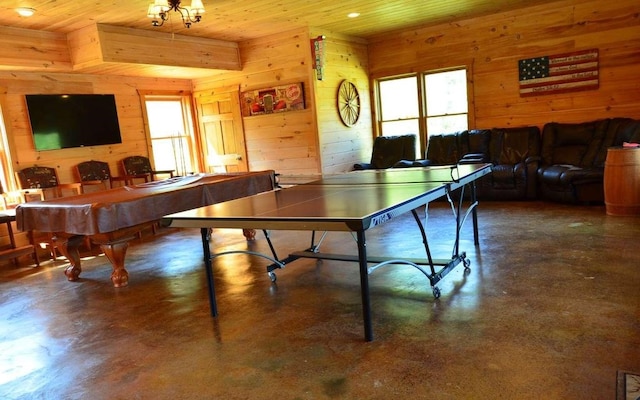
[408, 127, 540, 200]
[390, 117, 640, 203]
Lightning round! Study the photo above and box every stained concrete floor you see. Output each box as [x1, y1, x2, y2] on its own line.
[0, 201, 638, 399]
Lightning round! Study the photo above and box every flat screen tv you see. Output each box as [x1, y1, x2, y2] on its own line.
[25, 94, 123, 151]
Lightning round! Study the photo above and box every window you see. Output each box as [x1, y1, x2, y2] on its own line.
[0, 105, 16, 194]
[424, 69, 468, 136]
[378, 76, 420, 137]
[143, 96, 197, 176]
[376, 67, 469, 157]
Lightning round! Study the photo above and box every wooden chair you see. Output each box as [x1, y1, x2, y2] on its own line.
[75, 160, 127, 191]
[120, 156, 174, 237]
[15, 166, 83, 260]
[121, 156, 174, 185]
[16, 166, 82, 199]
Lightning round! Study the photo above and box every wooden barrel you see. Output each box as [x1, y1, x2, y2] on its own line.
[604, 147, 640, 216]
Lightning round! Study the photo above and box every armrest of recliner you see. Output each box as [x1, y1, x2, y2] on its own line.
[393, 159, 416, 168]
[459, 153, 487, 164]
[413, 159, 433, 167]
[353, 162, 374, 170]
[524, 155, 541, 165]
[393, 159, 433, 168]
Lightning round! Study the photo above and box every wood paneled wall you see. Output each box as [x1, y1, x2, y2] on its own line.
[0, 73, 192, 187]
[0, 25, 373, 189]
[2, 0, 638, 187]
[310, 30, 373, 175]
[367, 0, 640, 131]
[193, 27, 373, 177]
[193, 28, 320, 176]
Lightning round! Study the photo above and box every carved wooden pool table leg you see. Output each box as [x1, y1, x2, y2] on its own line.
[54, 235, 86, 282]
[100, 241, 130, 288]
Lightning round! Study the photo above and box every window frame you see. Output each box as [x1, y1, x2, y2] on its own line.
[376, 73, 422, 133]
[138, 91, 202, 176]
[423, 68, 470, 138]
[0, 95, 20, 194]
[374, 65, 473, 158]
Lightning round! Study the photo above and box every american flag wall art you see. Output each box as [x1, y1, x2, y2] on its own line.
[518, 49, 599, 97]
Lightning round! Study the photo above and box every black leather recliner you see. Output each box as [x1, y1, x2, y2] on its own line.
[538, 118, 640, 203]
[354, 134, 417, 170]
[477, 126, 541, 200]
[398, 128, 542, 200]
[396, 130, 490, 167]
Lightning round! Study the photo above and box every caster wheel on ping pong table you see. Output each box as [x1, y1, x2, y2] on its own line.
[432, 287, 441, 299]
[463, 258, 471, 275]
[268, 272, 277, 282]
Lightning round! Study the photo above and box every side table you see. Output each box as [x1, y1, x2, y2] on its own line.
[603, 146, 640, 216]
[0, 210, 39, 266]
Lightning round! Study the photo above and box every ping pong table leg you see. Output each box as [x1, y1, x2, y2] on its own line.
[443, 185, 464, 258]
[470, 181, 480, 246]
[356, 230, 374, 342]
[201, 228, 218, 317]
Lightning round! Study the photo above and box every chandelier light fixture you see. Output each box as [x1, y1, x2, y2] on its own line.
[147, 0, 205, 28]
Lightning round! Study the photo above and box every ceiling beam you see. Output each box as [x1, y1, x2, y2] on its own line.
[68, 24, 242, 73]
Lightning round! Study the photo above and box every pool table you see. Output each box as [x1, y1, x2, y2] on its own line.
[15, 171, 276, 287]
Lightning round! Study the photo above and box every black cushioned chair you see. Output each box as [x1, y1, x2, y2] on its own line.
[354, 134, 417, 170]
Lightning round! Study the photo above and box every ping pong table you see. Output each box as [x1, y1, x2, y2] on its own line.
[163, 163, 492, 341]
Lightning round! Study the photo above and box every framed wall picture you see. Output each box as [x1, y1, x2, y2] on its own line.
[241, 82, 305, 116]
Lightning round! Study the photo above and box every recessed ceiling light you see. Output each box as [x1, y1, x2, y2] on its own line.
[16, 7, 36, 17]
[347, 12, 360, 18]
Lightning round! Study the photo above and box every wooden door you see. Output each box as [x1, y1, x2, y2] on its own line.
[194, 90, 247, 173]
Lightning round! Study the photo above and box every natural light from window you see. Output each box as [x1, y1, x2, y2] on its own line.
[377, 68, 469, 156]
[424, 69, 468, 136]
[145, 99, 193, 176]
[378, 76, 420, 138]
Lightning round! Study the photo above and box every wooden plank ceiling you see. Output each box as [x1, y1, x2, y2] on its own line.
[0, 0, 562, 78]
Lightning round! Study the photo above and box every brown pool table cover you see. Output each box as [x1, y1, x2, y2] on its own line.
[15, 171, 275, 236]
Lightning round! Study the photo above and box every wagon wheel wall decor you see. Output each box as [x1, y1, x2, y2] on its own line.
[337, 80, 361, 127]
